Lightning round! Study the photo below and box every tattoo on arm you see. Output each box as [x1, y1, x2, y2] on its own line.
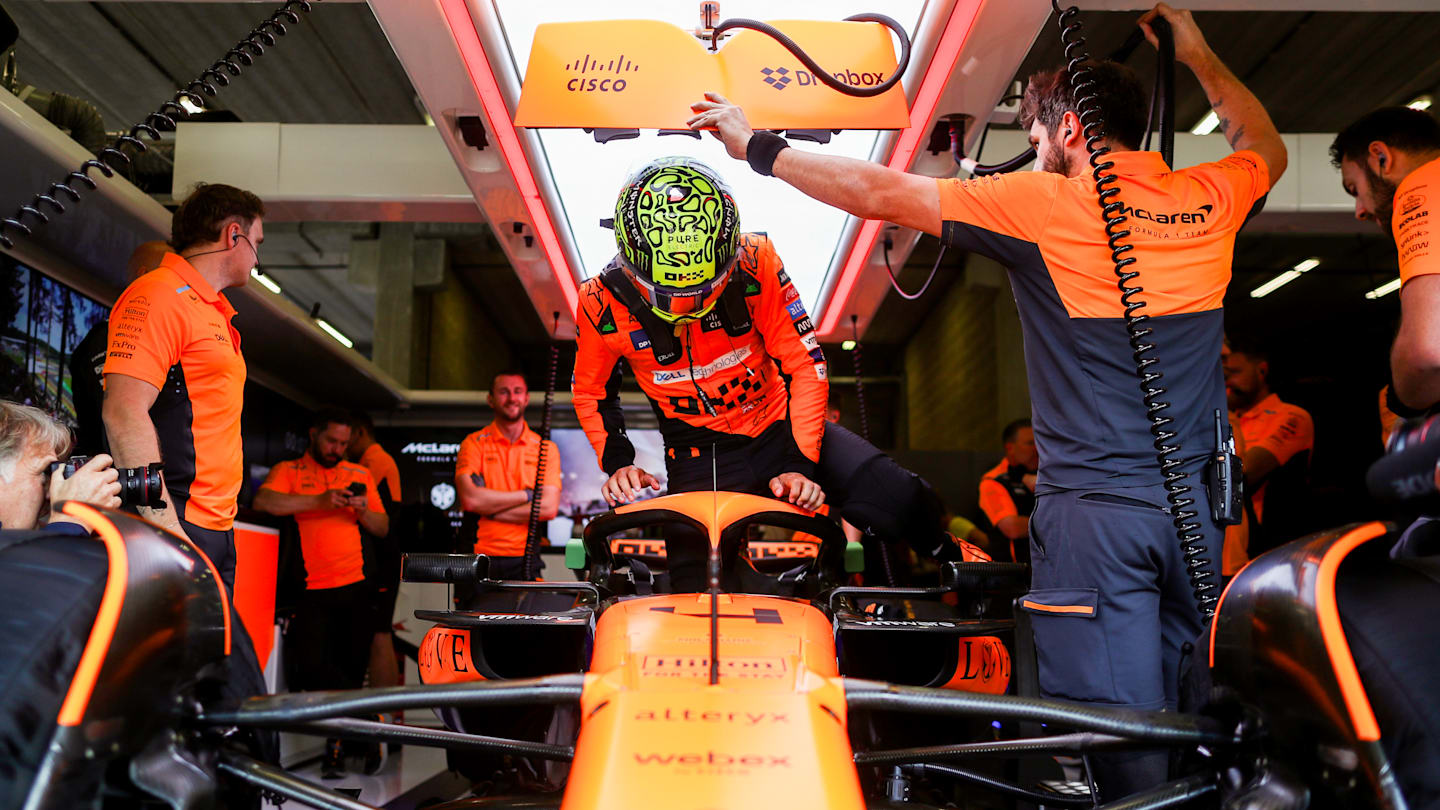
[1227, 124, 1246, 150]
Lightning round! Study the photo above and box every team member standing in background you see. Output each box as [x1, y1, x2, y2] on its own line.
[347, 411, 404, 690]
[455, 371, 561, 582]
[254, 409, 389, 778]
[977, 419, 1037, 563]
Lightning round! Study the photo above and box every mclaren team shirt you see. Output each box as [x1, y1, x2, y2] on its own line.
[1394, 156, 1438, 286]
[260, 454, 384, 590]
[936, 150, 1270, 493]
[103, 253, 246, 530]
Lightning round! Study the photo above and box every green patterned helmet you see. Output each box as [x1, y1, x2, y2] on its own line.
[614, 157, 740, 324]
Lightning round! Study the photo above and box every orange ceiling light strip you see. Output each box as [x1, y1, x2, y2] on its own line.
[818, 0, 985, 335]
[56, 502, 128, 727]
[438, 0, 580, 314]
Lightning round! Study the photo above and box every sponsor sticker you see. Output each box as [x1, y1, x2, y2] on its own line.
[651, 347, 749, 384]
[641, 655, 787, 680]
[815, 363, 827, 381]
[629, 329, 651, 351]
[792, 315, 814, 334]
[800, 332, 820, 351]
[808, 347, 826, 363]
[776, 269, 791, 286]
[785, 300, 807, 319]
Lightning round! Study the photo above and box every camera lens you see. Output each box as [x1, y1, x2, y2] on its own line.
[116, 464, 166, 508]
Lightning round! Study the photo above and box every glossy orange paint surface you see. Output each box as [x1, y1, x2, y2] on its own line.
[564, 593, 861, 810]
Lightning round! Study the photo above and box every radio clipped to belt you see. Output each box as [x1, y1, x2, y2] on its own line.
[1206, 409, 1244, 526]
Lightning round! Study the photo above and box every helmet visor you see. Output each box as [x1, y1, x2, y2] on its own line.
[626, 260, 735, 323]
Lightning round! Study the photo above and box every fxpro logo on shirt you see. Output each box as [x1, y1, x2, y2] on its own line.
[653, 348, 750, 385]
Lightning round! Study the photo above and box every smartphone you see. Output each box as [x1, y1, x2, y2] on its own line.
[347, 481, 366, 497]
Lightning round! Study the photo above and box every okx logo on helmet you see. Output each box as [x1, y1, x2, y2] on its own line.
[615, 157, 739, 324]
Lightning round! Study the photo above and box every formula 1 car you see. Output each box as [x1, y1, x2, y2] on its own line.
[3, 495, 1436, 810]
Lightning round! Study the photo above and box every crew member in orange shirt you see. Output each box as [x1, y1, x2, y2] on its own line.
[255, 409, 388, 777]
[691, 4, 1285, 798]
[977, 419, 1037, 563]
[456, 371, 561, 582]
[1333, 106, 1440, 413]
[102, 183, 263, 591]
[1223, 338, 1313, 554]
[347, 411, 404, 690]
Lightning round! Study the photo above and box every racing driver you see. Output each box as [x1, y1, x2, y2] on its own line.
[573, 157, 976, 567]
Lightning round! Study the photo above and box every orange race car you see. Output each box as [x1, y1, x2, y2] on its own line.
[3, 494, 1435, 810]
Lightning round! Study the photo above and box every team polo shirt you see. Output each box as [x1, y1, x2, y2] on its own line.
[1235, 392, 1313, 522]
[455, 422, 561, 557]
[104, 253, 246, 530]
[936, 150, 1269, 493]
[978, 459, 1024, 525]
[260, 454, 384, 590]
[1395, 156, 1439, 286]
[359, 443, 402, 503]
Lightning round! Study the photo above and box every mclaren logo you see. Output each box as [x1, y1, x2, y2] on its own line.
[402, 442, 460, 455]
[1116, 203, 1212, 225]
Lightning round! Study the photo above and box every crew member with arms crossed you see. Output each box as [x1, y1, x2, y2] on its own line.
[688, 3, 1285, 798]
[455, 371, 561, 582]
[573, 157, 979, 571]
[254, 409, 389, 778]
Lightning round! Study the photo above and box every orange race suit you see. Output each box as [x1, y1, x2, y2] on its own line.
[573, 233, 968, 573]
[573, 233, 827, 480]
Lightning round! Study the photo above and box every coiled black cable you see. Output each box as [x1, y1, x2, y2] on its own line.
[522, 312, 562, 580]
[850, 314, 870, 443]
[708, 14, 910, 98]
[1051, 1, 1217, 617]
[0, 0, 318, 250]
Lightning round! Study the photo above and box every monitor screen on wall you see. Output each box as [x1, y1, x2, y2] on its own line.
[1, 257, 108, 422]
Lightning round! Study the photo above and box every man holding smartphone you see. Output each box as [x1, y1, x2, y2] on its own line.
[253, 408, 388, 777]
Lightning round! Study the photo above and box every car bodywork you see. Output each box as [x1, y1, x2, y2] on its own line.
[2, 496, 1431, 810]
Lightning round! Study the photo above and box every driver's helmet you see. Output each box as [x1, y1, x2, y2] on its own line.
[613, 157, 740, 324]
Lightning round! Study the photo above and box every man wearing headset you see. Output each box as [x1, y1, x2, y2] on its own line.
[1332, 107, 1440, 414]
[103, 182, 264, 592]
[690, 3, 1285, 800]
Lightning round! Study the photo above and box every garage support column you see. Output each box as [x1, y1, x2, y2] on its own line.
[356, 224, 449, 388]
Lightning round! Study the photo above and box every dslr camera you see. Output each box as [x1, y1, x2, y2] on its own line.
[50, 456, 166, 509]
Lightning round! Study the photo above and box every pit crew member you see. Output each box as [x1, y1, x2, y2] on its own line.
[689, 3, 1286, 799]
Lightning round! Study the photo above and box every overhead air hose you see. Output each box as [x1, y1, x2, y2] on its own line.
[707, 14, 910, 98]
[522, 312, 562, 581]
[0, 0, 319, 250]
[708, 12, 931, 302]
[1049, 1, 1217, 617]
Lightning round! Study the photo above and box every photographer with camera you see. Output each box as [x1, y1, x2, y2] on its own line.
[0, 400, 120, 533]
[253, 408, 387, 778]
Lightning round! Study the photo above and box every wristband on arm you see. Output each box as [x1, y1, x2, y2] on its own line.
[747, 132, 790, 177]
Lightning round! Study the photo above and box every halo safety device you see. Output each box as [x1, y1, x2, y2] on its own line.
[613, 157, 740, 324]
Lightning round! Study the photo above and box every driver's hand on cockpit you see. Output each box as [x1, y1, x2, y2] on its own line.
[770, 472, 825, 512]
[602, 465, 661, 506]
